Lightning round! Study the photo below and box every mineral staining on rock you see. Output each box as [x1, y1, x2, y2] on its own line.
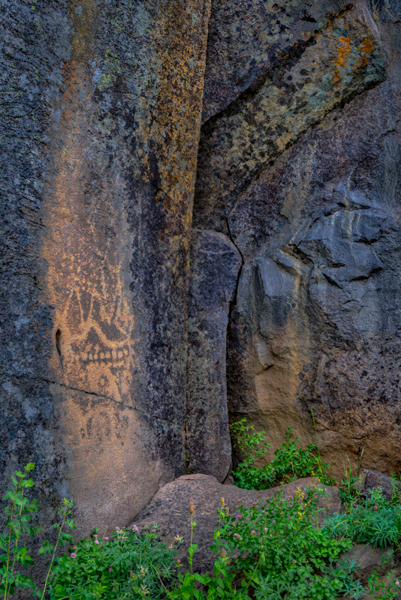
[2, 0, 212, 540]
[194, 4, 386, 232]
[2, 0, 401, 558]
[223, 77, 401, 479]
[0, 0, 72, 577]
[195, 0, 401, 480]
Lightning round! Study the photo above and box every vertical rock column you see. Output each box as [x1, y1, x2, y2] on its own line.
[41, 0, 211, 536]
[187, 230, 242, 481]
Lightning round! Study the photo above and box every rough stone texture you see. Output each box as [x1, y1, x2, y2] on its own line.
[339, 544, 401, 600]
[3, 0, 401, 583]
[195, 1, 386, 233]
[339, 543, 393, 571]
[356, 469, 399, 502]
[192, 0, 401, 480]
[44, 0, 212, 536]
[186, 230, 242, 481]
[132, 474, 341, 573]
[0, 0, 212, 552]
[202, 0, 338, 122]
[0, 0, 73, 584]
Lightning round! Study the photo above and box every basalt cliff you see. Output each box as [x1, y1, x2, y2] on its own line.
[1, 0, 401, 542]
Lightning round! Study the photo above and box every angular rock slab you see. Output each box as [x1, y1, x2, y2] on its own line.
[202, 0, 337, 121]
[195, 3, 386, 232]
[356, 470, 399, 503]
[339, 544, 394, 571]
[187, 230, 242, 481]
[132, 474, 341, 573]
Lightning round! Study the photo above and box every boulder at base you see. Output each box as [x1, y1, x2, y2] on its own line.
[131, 474, 341, 573]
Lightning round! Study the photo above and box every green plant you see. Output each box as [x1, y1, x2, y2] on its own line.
[367, 569, 400, 599]
[324, 488, 401, 549]
[390, 473, 401, 506]
[168, 501, 252, 599]
[0, 464, 75, 600]
[48, 525, 176, 600]
[0, 463, 39, 599]
[40, 498, 75, 599]
[230, 421, 334, 490]
[338, 453, 365, 509]
[217, 485, 361, 599]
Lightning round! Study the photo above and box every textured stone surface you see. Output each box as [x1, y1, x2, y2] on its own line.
[3, 0, 401, 585]
[356, 469, 399, 502]
[44, 0, 212, 536]
[223, 74, 401, 478]
[195, 1, 386, 233]
[192, 0, 401, 479]
[203, 0, 337, 122]
[338, 544, 401, 600]
[0, 0, 211, 552]
[132, 474, 341, 573]
[186, 230, 242, 481]
[339, 543, 392, 571]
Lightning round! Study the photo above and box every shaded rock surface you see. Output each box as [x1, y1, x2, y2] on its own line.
[132, 474, 341, 573]
[0, 0, 212, 548]
[3, 0, 401, 584]
[356, 469, 399, 503]
[187, 231, 242, 481]
[340, 544, 394, 571]
[339, 545, 401, 600]
[195, 0, 401, 480]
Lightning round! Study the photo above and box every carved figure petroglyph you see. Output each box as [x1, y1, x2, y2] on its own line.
[43, 61, 137, 407]
[55, 264, 137, 405]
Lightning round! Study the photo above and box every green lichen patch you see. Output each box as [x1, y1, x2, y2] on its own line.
[98, 49, 121, 91]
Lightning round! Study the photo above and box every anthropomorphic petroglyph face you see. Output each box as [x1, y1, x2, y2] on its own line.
[42, 65, 137, 407]
[56, 266, 137, 405]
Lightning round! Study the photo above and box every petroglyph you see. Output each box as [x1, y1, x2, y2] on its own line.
[53, 265, 138, 405]
[42, 50, 137, 407]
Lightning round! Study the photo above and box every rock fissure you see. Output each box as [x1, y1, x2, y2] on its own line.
[44, 379, 184, 427]
[2, 0, 401, 567]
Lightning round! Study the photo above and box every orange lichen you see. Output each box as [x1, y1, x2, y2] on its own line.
[333, 36, 352, 85]
[357, 37, 375, 67]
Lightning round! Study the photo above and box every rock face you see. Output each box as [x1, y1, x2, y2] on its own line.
[2, 0, 401, 562]
[356, 469, 399, 503]
[133, 474, 341, 573]
[195, 0, 401, 479]
[187, 231, 242, 481]
[0, 0, 212, 542]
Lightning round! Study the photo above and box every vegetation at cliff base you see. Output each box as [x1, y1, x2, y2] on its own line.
[229, 420, 335, 490]
[2, 426, 401, 599]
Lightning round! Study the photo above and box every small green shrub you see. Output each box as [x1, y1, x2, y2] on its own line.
[48, 526, 176, 600]
[0, 463, 39, 599]
[0, 464, 74, 600]
[324, 488, 401, 549]
[217, 485, 364, 599]
[367, 568, 400, 599]
[168, 502, 253, 600]
[4, 449, 401, 600]
[230, 421, 334, 490]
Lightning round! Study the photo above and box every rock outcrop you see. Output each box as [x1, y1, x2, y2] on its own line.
[2, 0, 401, 554]
[196, 0, 401, 479]
[0, 0, 212, 541]
[187, 230, 242, 481]
[132, 474, 341, 572]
